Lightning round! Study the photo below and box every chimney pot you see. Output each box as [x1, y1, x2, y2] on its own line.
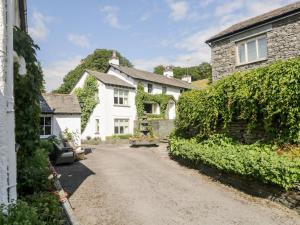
[163, 65, 174, 78]
[109, 50, 119, 66]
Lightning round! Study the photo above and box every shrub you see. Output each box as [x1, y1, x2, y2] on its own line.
[82, 137, 102, 145]
[0, 201, 41, 225]
[175, 57, 300, 143]
[17, 149, 51, 196]
[24, 192, 64, 225]
[169, 135, 300, 190]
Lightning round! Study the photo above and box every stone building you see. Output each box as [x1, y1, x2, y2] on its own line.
[206, 1, 300, 81]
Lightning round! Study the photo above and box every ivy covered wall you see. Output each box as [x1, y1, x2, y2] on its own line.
[74, 75, 98, 132]
[135, 83, 174, 119]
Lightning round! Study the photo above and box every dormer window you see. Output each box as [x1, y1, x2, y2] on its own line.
[236, 35, 267, 65]
[147, 83, 153, 93]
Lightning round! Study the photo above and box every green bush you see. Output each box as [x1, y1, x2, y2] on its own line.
[24, 192, 64, 225]
[17, 149, 51, 196]
[175, 57, 300, 142]
[0, 201, 41, 225]
[169, 135, 300, 190]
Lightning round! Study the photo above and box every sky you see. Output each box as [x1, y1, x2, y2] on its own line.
[27, 0, 297, 92]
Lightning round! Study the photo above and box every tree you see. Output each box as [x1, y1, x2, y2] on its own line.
[153, 63, 212, 81]
[54, 49, 132, 94]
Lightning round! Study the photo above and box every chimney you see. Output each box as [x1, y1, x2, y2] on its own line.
[163, 65, 174, 78]
[109, 50, 119, 66]
[181, 75, 192, 83]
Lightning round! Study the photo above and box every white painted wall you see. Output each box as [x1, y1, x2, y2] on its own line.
[40, 114, 81, 146]
[82, 81, 136, 140]
[53, 114, 81, 146]
[0, 0, 17, 205]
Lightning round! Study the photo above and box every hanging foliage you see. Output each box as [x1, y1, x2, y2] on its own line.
[13, 27, 44, 156]
[135, 83, 174, 119]
[175, 57, 300, 143]
[74, 75, 98, 132]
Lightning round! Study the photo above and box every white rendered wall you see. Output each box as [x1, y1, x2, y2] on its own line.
[0, 0, 17, 205]
[82, 81, 136, 140]
[52, 114, 81, 146]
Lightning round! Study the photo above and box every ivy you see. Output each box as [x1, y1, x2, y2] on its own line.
[135, 83, 174, 119]
[13, 27, 44, 156]
[175, 57, 300, 143]
[74, 75, 98, 131]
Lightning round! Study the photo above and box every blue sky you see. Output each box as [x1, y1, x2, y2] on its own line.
[27, 0, 296, 91]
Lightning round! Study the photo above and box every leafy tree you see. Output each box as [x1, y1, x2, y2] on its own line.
[153, 63, 212, 81]
[54, 49, 132, 93]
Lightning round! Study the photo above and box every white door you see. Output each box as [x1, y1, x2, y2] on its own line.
[167, 102, 176, 120]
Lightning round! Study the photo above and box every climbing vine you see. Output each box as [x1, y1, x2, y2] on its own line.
[175, 57, 300, 143]
[13, 27, 44, 156]
[135, 83, 174, 119]
[74, 75, 98, 131]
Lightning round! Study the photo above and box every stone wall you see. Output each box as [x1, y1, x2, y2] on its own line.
[211, 13, 300, 81]
[134, 119, 175, 140]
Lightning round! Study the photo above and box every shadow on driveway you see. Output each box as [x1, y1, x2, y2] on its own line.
[55, 161, 95, 197]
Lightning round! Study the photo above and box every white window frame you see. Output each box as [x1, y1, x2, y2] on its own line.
[114, 88, 129, 106]
[236, 34, 267, 66]
[114, 118, 129, 135]
[40, 115, 52, 138]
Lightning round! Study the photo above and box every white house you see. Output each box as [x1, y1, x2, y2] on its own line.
[40, 93, 82, 146]
[72, 52, 191, 141]
[0, 0, 26, 205]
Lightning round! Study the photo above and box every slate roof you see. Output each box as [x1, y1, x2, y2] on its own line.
[206, 1, 300, 43]
[40, 93, 81, 114]
[109, 65, 191, 89]
[86, 69, 134, 89]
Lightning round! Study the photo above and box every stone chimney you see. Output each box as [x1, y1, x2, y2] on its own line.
[181, 75, 192, 83]
[163, 65, 174, 78]
[109, 50, 119, 66]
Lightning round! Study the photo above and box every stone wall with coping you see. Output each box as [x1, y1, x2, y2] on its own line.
[211, 13, 300, 81]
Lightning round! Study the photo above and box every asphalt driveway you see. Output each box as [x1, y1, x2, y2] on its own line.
[55, 143, 300, 225]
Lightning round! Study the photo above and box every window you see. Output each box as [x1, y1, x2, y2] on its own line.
[95, 119, 100, 133]
[180, 89, 184, 94]
[236, 35, 267, 65]
[147, 83, 153, 93]
[40, 116, 52, 136]
[114, 119, 129, 134]
[162, 86, 167, 94]
[114, 89, 129, 105]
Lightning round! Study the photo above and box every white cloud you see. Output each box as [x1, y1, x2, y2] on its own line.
[100, 5, 126, 29]
[43, 56, 82, 92]
[68, 34, 91, 48]
[28, 11, 52, 41]
[167, 0, 189, 21]
[215, 0, 243, 17]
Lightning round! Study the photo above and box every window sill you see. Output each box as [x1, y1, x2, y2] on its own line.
[114, 104, 130, 107]
[236, 58, 268, 67]
[40, 135, 52, 139]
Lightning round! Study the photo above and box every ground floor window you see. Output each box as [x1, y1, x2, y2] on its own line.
[114, 119, 129, 134]
[40, 116, 52, 136]
[144, 103, 160, 114]
[95, 119, 100, 134]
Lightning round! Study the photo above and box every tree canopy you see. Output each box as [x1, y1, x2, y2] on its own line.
[54, 49, 132, 93]
[153, 62, 212, 82]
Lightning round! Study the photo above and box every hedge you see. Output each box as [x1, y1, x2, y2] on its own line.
[175, 57, 300, 143]
[169, 135, 300, 190]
